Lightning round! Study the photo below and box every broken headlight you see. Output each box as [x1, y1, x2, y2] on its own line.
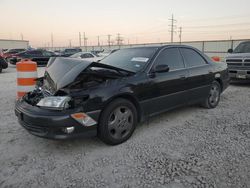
[37, 96, 71, 110]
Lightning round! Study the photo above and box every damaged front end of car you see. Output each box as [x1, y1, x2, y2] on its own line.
[23, 57, 133, 109]
[15, 57, 133, 139]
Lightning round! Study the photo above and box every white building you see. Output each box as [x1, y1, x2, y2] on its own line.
[0, 39, 29, 50]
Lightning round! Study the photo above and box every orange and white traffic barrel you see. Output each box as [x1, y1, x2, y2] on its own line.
[16, 59, 37, 99]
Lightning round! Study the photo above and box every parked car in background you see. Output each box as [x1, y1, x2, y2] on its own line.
[15, 45, 229, 145]
[226, 41, 250, 80]
[53, 50, 62, 56]
[8, 49, 57, 66]
[91, 50, 104, 56]
[3, 48, 26, 59]
[60, 48, 82, 57]
[98, 49, 119, 58]
[0, 49, 8, 72]
[70, 52, 104, 62]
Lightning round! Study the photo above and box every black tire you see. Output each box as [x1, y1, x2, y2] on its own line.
[0, 65, 2, 73]
[202, 81, 221, 109]
[98, 98, 137, 145]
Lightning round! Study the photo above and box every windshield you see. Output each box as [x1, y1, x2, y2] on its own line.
[99, 47, 158, 72]
[233, 42, 250, 53]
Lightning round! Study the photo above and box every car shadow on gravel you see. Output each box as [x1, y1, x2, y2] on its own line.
[38, 136, 105, 150]
[230, 80, 250, 87]
[32, 105, 194, 151]
[135, 105, 197, 131]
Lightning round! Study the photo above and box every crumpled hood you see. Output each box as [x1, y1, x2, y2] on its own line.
[45, 57, 94, 92]
[226, 53, 250, 59]
[44, 57, 133, 92]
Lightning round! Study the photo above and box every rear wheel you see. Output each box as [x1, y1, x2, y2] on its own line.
[98, 98, 137, 145]
[202, 81, 221, 109]
[0, 65, 2, 73]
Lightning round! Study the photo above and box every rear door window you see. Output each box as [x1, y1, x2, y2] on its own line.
[180, 48, 207, 67]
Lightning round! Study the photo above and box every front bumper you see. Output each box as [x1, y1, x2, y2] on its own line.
[7, 57, 20, 65]
[0, 58, 8, 69]
[15, 99, 100, 139]
[228, 69, 250, 80]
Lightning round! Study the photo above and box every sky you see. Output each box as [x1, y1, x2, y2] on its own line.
[0, 0, 250, 47]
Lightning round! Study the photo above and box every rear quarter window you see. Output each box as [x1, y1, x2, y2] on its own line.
[180, 48, 207, 67]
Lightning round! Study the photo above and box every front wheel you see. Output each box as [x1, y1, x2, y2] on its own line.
[98, 98, 137, 145]
[0, 65, 2, 73]
[202, 81, 221, 109]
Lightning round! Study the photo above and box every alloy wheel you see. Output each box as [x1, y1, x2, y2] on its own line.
[108, 106, 133, 139]
[209, 84, 220, 106]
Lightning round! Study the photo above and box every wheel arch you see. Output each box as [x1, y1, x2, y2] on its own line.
[215, 78, 223, 91]
[102, 93, 142, 123]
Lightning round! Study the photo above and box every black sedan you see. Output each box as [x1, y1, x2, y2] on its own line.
[15, 45, 229, 145]
[8, 49, 57, 66]
[0, 57, 8, 73]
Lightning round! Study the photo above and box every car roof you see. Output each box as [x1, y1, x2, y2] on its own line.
[239, 41, 250, 44]
[65, 48, 81, 50]
[121, 45, 197, 50]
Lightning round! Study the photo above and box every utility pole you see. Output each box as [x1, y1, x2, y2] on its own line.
[169, 14, 177, 43]
[83, 32, 88, 51]
[69, 39, 72, 47]
[20, 33, 23, 40]
[107, 34, 111, 50]
[97, 36, 100, 46]
[79, 32, 82, 47]
[83, 32, 86, 47]
[179, 27, 182, 44]
[116, 33, 123, 48]
[116, 33, 120, 45]
[51, 33, 54, 49]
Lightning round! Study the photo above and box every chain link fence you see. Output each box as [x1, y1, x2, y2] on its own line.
[45, 39, 250, 60]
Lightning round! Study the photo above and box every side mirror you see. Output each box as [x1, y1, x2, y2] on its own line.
[228, 49, 233, 53]
[154, 64, 170, 73]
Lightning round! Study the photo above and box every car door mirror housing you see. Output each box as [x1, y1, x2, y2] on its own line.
[228, 49, 233, 53]
[153, 64, 170, 73]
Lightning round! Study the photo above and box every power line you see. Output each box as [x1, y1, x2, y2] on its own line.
[97, 36, 100, 46]
[107, 34, 111, 49]
[184, 22, 250, 29]
[51, 33, 54, 48]
[79, 32, 82, 47]
[169, 14, 177, 43]
[116, 33, 123, 48]
[83, 32, 88, 51]
[179, 27, 182, 44]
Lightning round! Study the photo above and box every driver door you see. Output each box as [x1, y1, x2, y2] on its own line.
[146, 47, 189, 115]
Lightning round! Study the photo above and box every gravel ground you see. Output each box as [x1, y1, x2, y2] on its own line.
[0, 66, 249, 188]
